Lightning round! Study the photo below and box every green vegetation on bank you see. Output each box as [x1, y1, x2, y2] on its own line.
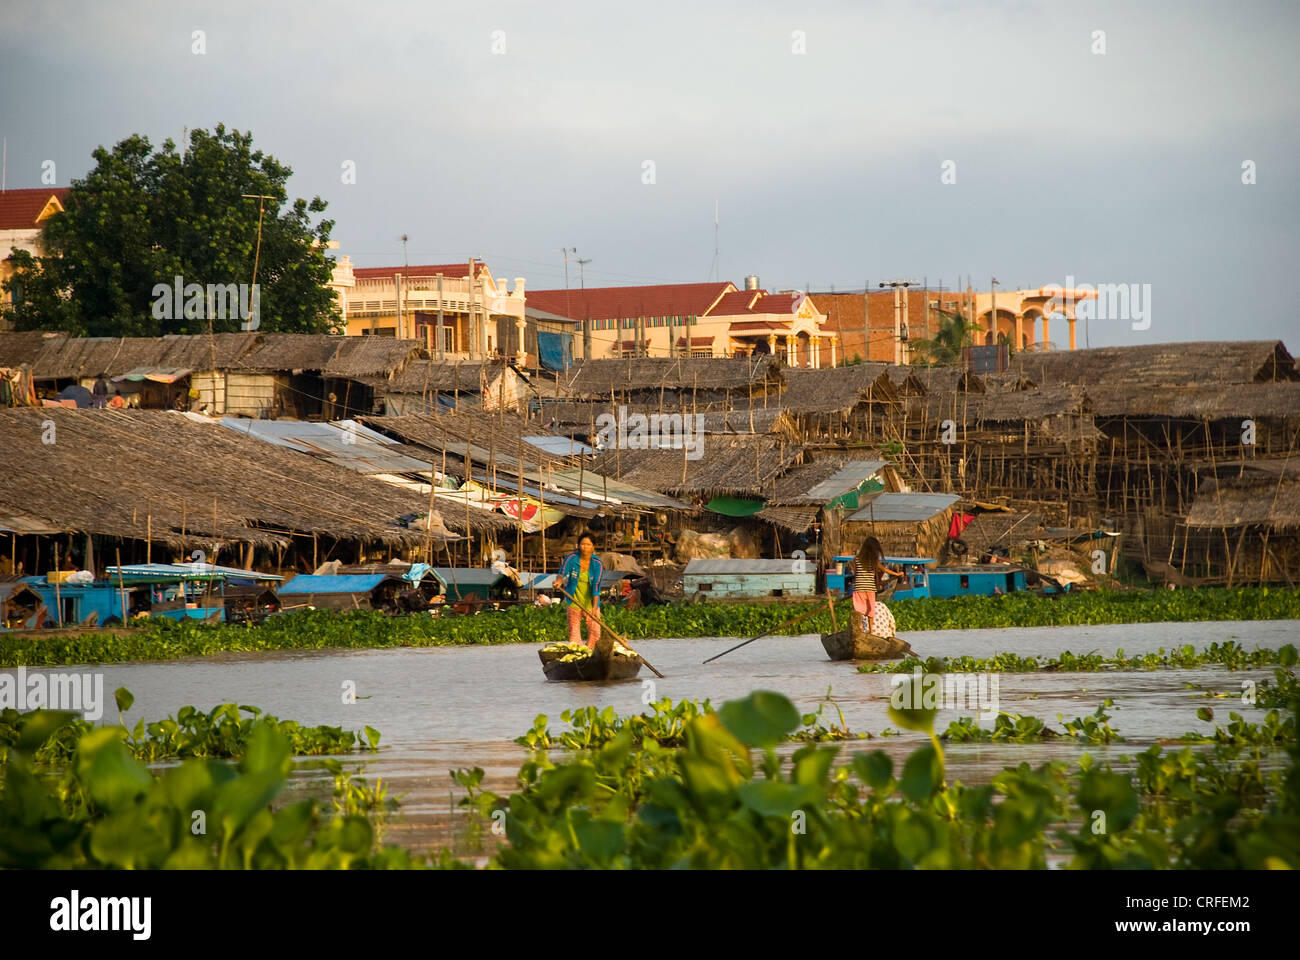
[858, 641, 1299, 675]
[2, 587, 1299, 667]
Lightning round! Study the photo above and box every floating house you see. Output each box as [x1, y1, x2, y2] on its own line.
[430, 567, 518, 603]
[681, 558, 817, 599]
[275, 573, 408, 612]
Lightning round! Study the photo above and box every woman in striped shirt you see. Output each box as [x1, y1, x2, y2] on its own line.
[851, 536, 899, 638]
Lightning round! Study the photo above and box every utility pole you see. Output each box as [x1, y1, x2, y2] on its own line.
[990, 275, 1000, 346]
[878, 279, 917, 365]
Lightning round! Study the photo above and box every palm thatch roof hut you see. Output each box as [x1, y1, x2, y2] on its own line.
[0, 408, 507, 572]
[563, 356, 783, 403]
[1011, 340, 1297, 388]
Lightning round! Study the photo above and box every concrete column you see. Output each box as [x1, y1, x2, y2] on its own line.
[1042, 315, 1051, 348]
[830, 339, 837, 367]
[1015, 313, 1023, 350]
[1068, 316, 1077, 350]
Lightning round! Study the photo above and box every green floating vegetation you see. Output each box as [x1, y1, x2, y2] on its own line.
[858, 642, 1299, 675]
[3, 587, 1299, 667]
[457, 690, 1300, 870]
[0, 705, 416, 869]
[942, 700, 1123, 744]
[0, 686, 380, 767]
[1, 689, 1297, 869]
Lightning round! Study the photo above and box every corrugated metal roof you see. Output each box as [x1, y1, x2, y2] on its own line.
[847, 492, 960, 523]
[277, 574, 395, 594]
[430, 567, 509, 586]
[803, 461, 887, 502]
[523, 435, 595, 457]
[217, 418, 432, 475]
[545, 468, 689, 509]
[518, 571, 556, 590]
[682, 559, 816, 575]
[107, 563, 282, 582]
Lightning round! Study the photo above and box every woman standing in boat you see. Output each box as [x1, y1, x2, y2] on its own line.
[559, 532, 604, 650]
[851, 536, 899, 638]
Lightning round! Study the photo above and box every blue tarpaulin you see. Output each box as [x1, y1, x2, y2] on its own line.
[537, 331, 571, 371]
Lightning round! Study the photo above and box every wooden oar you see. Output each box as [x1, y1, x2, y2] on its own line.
[703, 602, 840, 664]
[556, 585, 664, 679]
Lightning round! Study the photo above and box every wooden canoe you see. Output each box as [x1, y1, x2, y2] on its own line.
[821, 628, 913, 661]
[539, 644, 644, 682]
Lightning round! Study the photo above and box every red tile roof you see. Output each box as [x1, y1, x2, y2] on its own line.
[706, 290, 763, 315]
[0, 188, 69, 231]
[729, 319, 791, 332]
[527, 282, 734, 322]
[351, 262, 487, 280]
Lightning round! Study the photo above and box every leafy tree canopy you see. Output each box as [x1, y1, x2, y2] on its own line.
[907, 307, 984, 366]
[3, 125, 338, 336]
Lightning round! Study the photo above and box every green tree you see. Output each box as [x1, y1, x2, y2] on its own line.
[2, 125, 338, 336]
[908, 306, 983, 366]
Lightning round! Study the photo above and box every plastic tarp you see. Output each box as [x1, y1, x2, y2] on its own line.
[826, 477, 884, 510]
[706, 496, 766, 517]
[537, 330, 571, 371]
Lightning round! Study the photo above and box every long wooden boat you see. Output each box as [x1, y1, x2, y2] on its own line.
[539, 642, 643, 682]
[820, 628, 913, 661]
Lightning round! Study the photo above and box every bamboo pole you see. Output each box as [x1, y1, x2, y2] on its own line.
[53, 543, 63, 628]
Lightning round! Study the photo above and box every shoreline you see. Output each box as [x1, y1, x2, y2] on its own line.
[2, 586, 1298, 668]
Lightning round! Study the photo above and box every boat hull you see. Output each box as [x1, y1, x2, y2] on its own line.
[820, 628, 912, 661]
[539, 647, 643, 682]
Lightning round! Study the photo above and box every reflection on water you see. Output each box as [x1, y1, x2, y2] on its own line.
[9, 618, 1295, 856]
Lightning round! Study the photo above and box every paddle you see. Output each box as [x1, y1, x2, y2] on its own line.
[702, 602, 842, 664]
[555, 585, 665, 679]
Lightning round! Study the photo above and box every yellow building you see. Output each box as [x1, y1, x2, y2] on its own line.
[525, 276, 839, 367]
[329, 257, 527, 361]
[0, 188, 67, 331]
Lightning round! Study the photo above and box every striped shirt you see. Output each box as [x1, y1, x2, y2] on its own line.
[851, 559, 878, 594]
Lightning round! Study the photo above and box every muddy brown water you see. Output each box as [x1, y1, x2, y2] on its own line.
[8, 618, 1296, 858]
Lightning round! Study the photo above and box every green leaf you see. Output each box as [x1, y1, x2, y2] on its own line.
[888, 675, 938, 734]
[1196, 707, 1214, 722]
[853, 751, 893, 791]
[899, 745, 942, 803]
[718, 691, 801, 746]
[114, 687, 134, 713]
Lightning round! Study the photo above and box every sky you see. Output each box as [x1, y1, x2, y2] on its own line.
[2, 0, 1297, 347]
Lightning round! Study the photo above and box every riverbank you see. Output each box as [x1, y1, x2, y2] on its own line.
[1, 586, 1298, 667]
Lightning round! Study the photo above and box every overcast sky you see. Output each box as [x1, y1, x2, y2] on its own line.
[3, 0, 1296, 346]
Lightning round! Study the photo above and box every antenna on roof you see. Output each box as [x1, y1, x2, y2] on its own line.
[2, 138, 6, 192]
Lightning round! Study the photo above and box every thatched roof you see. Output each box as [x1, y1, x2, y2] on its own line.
[359, 360, 522, 395]
[591, 435, 804, 498]
[752, 505, 821, 533]
[1087, 382, 1300, 419]
[322, 337, 426, 379]
[910, 384, 1090, 423]
[361, 411, 581, 470]
[1185, 476, 1300, 530]
[883, 364, 929, 395]
[13, 333, 261, 380]
[563, 356, 782, 397]
[777, 364, 900, 414]
[229, 334, 344, 372]
[0, 331, 64, 368]
[0, 408, 507, 549]
[905, 365, 984, 395]
[760, 455, 887, 505]
[1012, 341, 1298, 388]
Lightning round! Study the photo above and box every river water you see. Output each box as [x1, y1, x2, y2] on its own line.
[11, 618, 1297, 857]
